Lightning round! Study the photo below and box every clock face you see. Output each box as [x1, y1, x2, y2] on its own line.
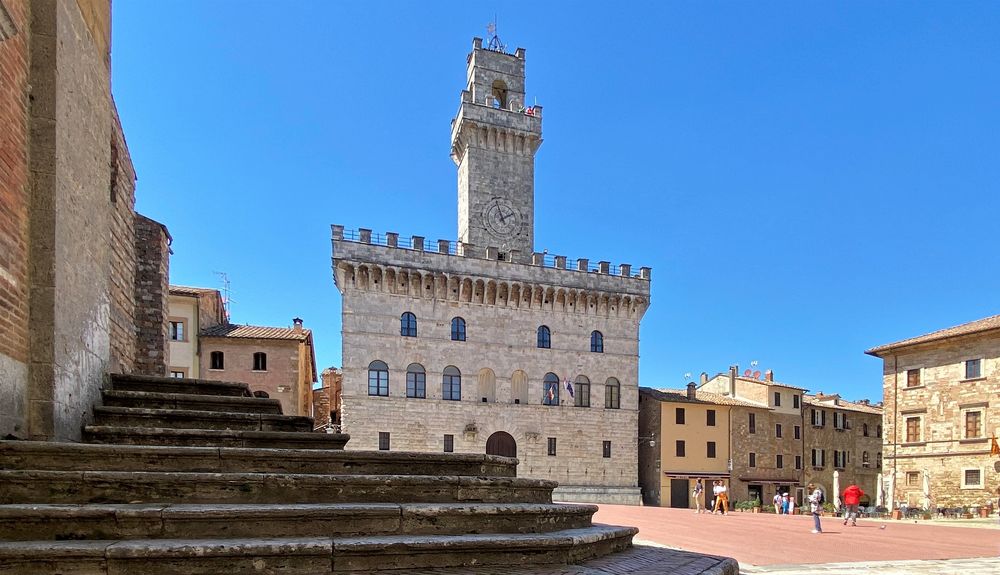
[483, 198, 520, 240]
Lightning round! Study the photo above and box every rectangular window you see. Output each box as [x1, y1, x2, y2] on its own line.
[378, 432, 390, 451]
[811, 449, 825, 468]
[906, 471, 919, 486]
[252, 352, 267, 372]
[749, 452, 756, 468]
[963, 469, 982, 487]
[794, 425, 801, 440]
[575, 382, 590, 407]
[776, 454, 783, 469]
[169, 320, 185, 341]
[905, 417, 921, 443]
[369, 369, 389, 397]
[605, 383, 620, 409]
[965, 411, 982, 438]
[907, 369, 921, 387]
[775, 423, 782, 438]
[793, 394, 800, 409]
[834, 451, 842, 469]
[965, 359, 982, 379]
[406, 370, 426, 399]
[443, 374, 461, 401]
[602, 440, 612, 458]
[675, 440, 686, 457]
[676, 407, 685, 425]
[444, 434, 454, 453]
[707, 409, 716, 426]
[210, 351, 224, 370]
[876, 453, 882, 468]
[547, 437, 557, 456]
[170, 370, 185, 379]
[795, 455, 802, 470]
[773, 391, 781, 407]
[749, 412, 756, 434]
[707, 441, 716, 458]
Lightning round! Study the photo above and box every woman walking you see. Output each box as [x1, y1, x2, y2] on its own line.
[808, 483, 823, 533]
[693, 479, 704, 514]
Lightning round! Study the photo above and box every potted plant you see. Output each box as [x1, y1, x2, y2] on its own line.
[822, 502, 837, 516]
[751, 498, 761, 513]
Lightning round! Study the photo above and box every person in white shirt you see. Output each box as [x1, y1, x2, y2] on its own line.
[773, 492, 783, 515]
[693, 479, 705, 514]
[808, 483, 824, 533]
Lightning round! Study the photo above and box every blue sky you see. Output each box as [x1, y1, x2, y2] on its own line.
[111, 1, 1000, 400]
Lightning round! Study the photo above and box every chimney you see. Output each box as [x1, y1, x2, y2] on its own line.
[765, 369, 773, 382]
[686, 382, 696, 400]
[292, 317, 303, 333]
[700, 372, 708, 384]
[728, 365, 737, 397]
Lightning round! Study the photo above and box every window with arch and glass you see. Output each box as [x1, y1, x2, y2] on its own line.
[605, 378, 620, 409]
[590, 331, 604, 353]
[400, 312, 417, 337]
[406, 363, 426, 399]
[442, 366, 461, 401]
[252, 352, 267, 371]
[210, 351, 224, 370]
[542, 372, 560, 406]
[368, 360, 389, 396]
[537, 325, 551, 349]
[574, 375, 591, 407]
[451, 317, 466, 341]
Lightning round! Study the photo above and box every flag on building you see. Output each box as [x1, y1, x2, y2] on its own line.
[990, 435, 999, 457]
[547, 384, 555, 402]
[565, 377, 574, 398]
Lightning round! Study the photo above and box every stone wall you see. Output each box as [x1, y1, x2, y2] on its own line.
[637, 390, 663, 506]
[802, 403, 883, 505]
[107, 110, 138, 374]
[133, 214, 170, 376]
[0, 0, 30, 438]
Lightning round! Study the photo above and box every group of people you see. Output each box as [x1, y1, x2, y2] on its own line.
[771, 491, 797, 514]
[691, 479, 729, 514]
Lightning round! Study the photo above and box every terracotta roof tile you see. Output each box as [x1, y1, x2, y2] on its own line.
[866, 313, 1000, 356]
[200, 323, 311, 341]
[640, 387, 768, 409]
[803, 394, 883, 415]
[169, 285, 220, 297]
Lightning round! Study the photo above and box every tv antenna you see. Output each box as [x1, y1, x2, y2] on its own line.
[486, 16, 506, 52]
[214, 271, 235, 322]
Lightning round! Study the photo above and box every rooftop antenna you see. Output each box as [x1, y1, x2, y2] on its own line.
[214, 271, 234, 322]
[486, 16, 506, 52]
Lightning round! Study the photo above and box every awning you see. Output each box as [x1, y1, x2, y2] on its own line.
[738, 478, 800, 484]
[663, 471, 730, 479]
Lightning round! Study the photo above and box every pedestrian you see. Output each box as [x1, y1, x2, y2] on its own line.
[781, 493, 790, 515]
[693, 479, 704, 514]
[772, 491, 782, 515]
[842, 482, 864, 526]
[710, 480, 721, 514]
[714, 481, 729, 515]
[808, 483, 823, 534]
[788, 492, 796, 515]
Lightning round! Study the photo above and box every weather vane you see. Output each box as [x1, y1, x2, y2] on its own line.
[486, 16, 506, 52]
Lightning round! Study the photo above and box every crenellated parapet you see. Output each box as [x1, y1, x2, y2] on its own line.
[332, 225, 650, 320]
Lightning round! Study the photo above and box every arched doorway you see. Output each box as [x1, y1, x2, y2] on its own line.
[486, 431, 517, 458]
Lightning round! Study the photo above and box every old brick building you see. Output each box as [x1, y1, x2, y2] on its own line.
[331, 38, 651, 504]
[867, 314, 999, 510]
[312, 367, 343, 430]
[0, 0, 170, 441]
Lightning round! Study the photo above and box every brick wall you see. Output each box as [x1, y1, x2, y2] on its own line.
[0, 0, 30, 438]
[199, 338, 305, 415]
[133, 214, 170, 376]
[107, 110, 138, 374]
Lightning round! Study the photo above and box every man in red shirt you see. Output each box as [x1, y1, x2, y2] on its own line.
[842, 483, 865, 526]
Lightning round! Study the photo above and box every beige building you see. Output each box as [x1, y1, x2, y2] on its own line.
[331, 38, 651, 504]
[167, 286, 227, 379]
[867, 314, 999, 510]
[638, 384, 761, 508]
[199, 320, 317, 417]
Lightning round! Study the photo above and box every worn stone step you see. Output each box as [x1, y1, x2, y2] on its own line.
[0, 526, 634, 574]
[0, 502, 596, 540]
[83, 426, 350, 449]
[0, 441, 515, 476]
[102, 389, 284, 415]
[92, 406, 313, 432]
[110, 373, 252, 397]
[0, 470, 556, 505]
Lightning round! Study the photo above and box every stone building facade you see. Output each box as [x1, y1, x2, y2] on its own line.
[331, 38, 651, 504]
[0, 0, 170, 441]
[199, 321, 317, 417]
[312, 367, 343, 430]
[167, 285, 228, 379]
[867, 314, 1000, 510]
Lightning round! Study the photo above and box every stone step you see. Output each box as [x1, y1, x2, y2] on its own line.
[0, 441, 516, 477]
[102, 389, 284, 414]
[83, 426, 350, 449]
[0, 470, 556, 505]
[0, 526, 635, 574]
[0, 502, 597, 540]
[110, 373, 252, 397]
[92, 406, 313, 432]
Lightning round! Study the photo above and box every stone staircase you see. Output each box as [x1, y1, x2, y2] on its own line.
[0, 373, 637, 573]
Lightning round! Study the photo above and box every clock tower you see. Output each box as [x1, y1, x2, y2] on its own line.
[450, 37, 542, 261]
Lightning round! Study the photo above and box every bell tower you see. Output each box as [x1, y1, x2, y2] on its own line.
[450, 37, 542, 261]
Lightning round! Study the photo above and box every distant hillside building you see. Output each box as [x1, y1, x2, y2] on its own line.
[331, 38, 651, 504]
[867, 314, 999, 509]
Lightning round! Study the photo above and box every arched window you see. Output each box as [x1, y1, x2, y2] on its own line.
[368, 360, 389, 396]
[491, 79, 508, 109]
[252, 352, 267, 371]
[400, 312, 417, 337]
[537, 325, 551, 349]
[210, 351, 224, 370]
[876, 424, 883, 438]
[542, 372, 560, 406]
[451, 317, 466, 341]
[574, 375, 591, 407]
[863, 423, 869, 437]
[511, 370, 528, 405]
[406, 363, 425, 398]
[478, 368, 496, 403]
[876, 452, 882, 468]
[862, 451, 870, 466]
[442, 366, 461, 401]
[605, 377, 620, 409]
[590, 331, 604, 353]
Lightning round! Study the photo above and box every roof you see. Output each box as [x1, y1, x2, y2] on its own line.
[865, 313, 1000, 356]
[169, 285, 220, 297]
[803, 394, 883, 415]
[200, 323, 311, 341]
[705, 372, 808, 392]
[640, 387, 768, 409]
